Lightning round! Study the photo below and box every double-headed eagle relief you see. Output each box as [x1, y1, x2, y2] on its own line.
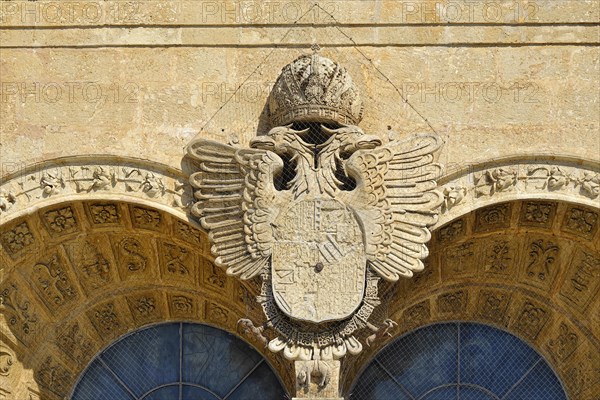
[187, 52, 443, 363]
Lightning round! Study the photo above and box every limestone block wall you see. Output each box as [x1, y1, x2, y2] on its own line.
[1, 0, 598, 173]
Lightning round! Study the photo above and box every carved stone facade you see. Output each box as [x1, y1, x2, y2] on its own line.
[0, 200, 295, 399]
[1, 2, 599, 398]
[437, 160, 599, 229]
[0, 158, 193, 227]
[187, 54, 444, 385]
[341, 199, 600, 400]
[1, 192, 598, 399]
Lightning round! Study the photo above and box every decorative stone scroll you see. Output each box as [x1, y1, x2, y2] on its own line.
[437, 160, 600, 228]
[187, 49, 443, 389]
[0, 157, 194, 226]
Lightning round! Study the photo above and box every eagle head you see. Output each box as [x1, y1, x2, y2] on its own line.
[250, 125, 310, 155]
[320, 124, 382, 157]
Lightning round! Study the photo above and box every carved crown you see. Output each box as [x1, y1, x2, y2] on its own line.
[267, 53, 364, 127]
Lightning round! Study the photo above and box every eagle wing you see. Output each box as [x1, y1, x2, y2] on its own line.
[187, 139, 283, 280]
[345, 134, 443, 281]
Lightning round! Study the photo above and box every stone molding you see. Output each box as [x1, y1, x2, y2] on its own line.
[435, 156, 600, 228]
[0, 156, 195, 228]
[3, 155, 597, 231]
[2, 156, 598, 231]
[2, 26, 598, 48]
[0, 1, 597, 27]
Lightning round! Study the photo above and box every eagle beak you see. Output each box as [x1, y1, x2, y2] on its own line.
[355, 135, 382, 150]
[250, 136, 276, 150]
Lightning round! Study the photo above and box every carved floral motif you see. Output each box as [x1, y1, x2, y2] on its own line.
[43, 206, 77, 234]
[127, 295, 159, 322]
[127, 292, 164, 323]
[131, 206, 162, 229]
[475, 203, 511, 231]
[526, 166, 571, 191]
[0, 282, 39, 341]
[519, 201, 556, 227]
[562, 207, 598, 238]
[578, 172, 600, 199]
[172, 180, 193, 209]
[124, 169, 166, 197]
[174, 220, 203, 246]
[162, 243, 191, 277]
[66, 241, 111, 290]
[411, 264, 434, 287]
[1, 222, 34, 256]
[437, 291, 467, 315]
[169, 295, 194, 317]
[237, 283, 254, 305]
[0, 159, 191, 223]
[442, 186, 466, 211]
[90, 303, 121, 334]
[512, 301, 549, 340]
[477, 290, 510, 324]
[483, 240, 513, 273]
[0, 348, 13, 377]
[31, 254, 78, 310]
[564, 352, 600, 395]
[525, 239, 559, 284]
[561, 251, 600, 310]
[133, 296, 155, 316]
[445, 242, 474, 275]
[89, 204, 119, 224]
[204, 261, 226, 289]
[437, 219, 465, 243]
[435, 162, 599, 228]
[206, 302, 229, 325]
[39, 172, 65, 196]
[0, 190, 16, 214]
[56, 323, 94, 366]
[72, 166, 115, 192]
[402, 301, 431, 327]
[474, 168, 517, 197]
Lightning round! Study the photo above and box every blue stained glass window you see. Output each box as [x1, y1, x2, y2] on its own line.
[350, 322, 567, 400]
[71, 322, 287, 400]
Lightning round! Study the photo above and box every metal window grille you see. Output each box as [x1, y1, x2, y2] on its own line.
[349, 322, 568, 400]
[71, 322, 287, 400]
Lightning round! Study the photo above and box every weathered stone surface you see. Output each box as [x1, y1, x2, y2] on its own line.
[1, 46, 599, 172]
[0, 1, 597, 26]
[0, 1, 598, 398]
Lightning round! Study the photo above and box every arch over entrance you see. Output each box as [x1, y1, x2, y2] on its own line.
[71, 322, 287, 400]
[350, 322, 567, 400]
[0, 199, 294, 399]
[341, 199, 600, 399]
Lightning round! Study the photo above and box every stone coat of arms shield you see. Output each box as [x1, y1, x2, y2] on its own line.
[271, 198, 365, 323]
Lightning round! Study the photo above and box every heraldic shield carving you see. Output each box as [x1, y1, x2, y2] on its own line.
[187, 51, 443, 362]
